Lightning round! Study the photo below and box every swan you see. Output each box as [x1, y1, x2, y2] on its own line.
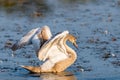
[11, 25, 52, 54]
[21, 31, 78, 73]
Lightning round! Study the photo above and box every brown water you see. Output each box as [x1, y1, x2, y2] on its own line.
[0, 0, 120, 80]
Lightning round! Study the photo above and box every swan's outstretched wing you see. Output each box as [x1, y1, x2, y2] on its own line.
[11, 28, 40, 51]
[11, 25, 52, 51]
[38, 31, 69, 61]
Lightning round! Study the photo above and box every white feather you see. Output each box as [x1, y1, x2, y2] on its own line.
[12, 25, 52, 51]
[18, 28, 40, 46]
[41, 44, 68, 71]
[38, 30, 69, 61]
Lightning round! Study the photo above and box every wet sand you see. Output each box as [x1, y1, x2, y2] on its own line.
[0, 0, 120, 80]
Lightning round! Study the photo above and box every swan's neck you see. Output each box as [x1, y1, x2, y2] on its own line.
[63, 36, 77, 66]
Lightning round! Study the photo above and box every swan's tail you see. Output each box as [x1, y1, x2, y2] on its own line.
[21, 65, 41, 73]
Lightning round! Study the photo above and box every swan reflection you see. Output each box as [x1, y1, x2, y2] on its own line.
[30, 72, 77, 80]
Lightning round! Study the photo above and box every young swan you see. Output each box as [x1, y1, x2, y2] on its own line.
[21, 33, 78, 73]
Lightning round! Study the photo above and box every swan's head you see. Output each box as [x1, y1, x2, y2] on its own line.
[67, 34, 78, 48]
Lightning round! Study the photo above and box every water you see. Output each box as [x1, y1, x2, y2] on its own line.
[0, 0, 120, 80]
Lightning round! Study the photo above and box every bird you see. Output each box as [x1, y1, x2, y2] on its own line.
[21, 30, 78, 73]
[11, 25, 52, 55]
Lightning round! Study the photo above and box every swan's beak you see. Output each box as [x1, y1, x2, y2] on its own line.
[73, 42, 78, 48]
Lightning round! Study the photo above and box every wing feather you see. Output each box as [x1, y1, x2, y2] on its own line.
[11, 28, 40, 51]
[38, 31, 69, 61]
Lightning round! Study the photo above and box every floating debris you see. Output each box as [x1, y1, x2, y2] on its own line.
[104, 30, 109, 35]
[111, 61, 120, 67]
[87, 37, 100, 43]
[102, 53, 111, 59]
[102, 53, 116, 60]
[80, 68, 84, 72]
[32, 11, 43, 17]
[4, 40, 13, 48]
[76, 65, 84, 72]
[111, 37, 117, 41]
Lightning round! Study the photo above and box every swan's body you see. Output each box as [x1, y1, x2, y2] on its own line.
[11, 25, 52, 54]
[38, 31, 70, 71]
[52, 34, 77, 72]
[11, 26, 78, 73]
[22, 31, 78, 73]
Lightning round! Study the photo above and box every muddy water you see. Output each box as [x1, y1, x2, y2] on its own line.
[0, 0, 120, 80]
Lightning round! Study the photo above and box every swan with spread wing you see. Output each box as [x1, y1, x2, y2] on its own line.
[21, 31, 78, 73]
[11, 26, 78, 73]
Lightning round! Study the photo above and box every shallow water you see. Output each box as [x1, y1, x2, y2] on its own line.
[0, 0, 120, 80]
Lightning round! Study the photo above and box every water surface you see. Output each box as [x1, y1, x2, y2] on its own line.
[0, 0, 120, 80]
